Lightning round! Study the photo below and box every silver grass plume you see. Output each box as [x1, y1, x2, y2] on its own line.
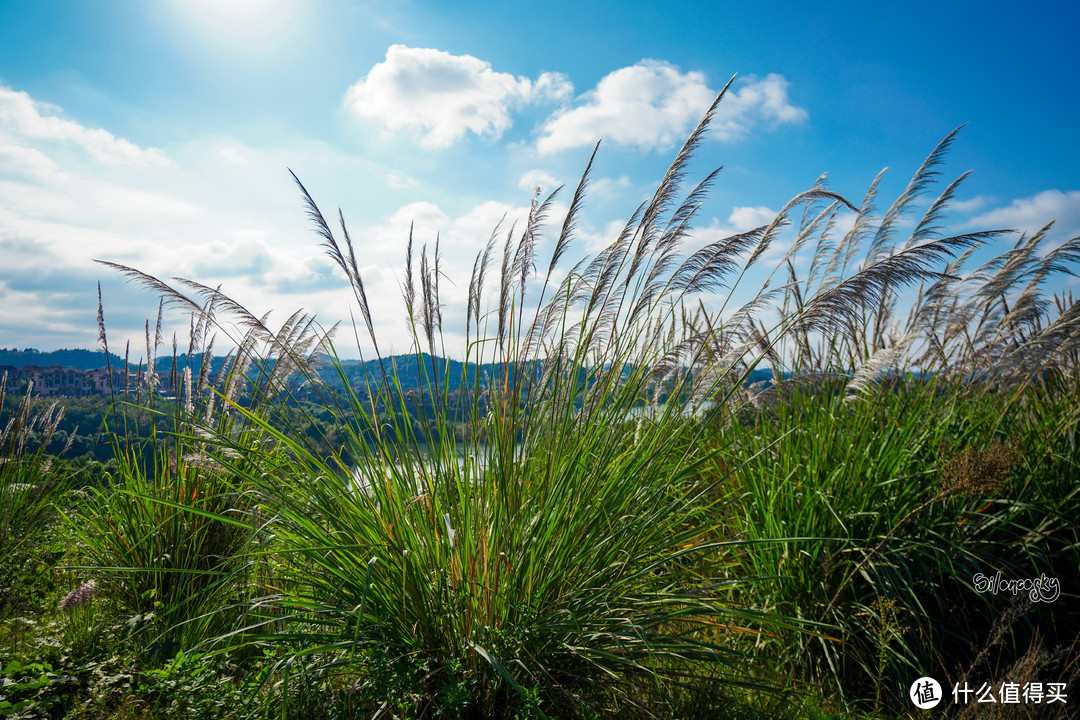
[744, 188, 853, 274]
[182, 366, 194, 417]
[497, 224, 516, 350]
[196, 334, 215, 405]
[513, 186, 542, 308]
[225, 327, 260, 404]
[867, 127, 962, 264]
[795, 232, 997, 338]
[627, 77, 735, 282]
[747, 373, 849, 409]
[543, 145, 596, 288]
[286, 170, 387, 382]
[404, 223, 415, 329]
[144, 320, 158, 394]
[774, 190, 844, 278]
[96, 282, 117, 410]
[844, 332, 918, 401]
[467, 233, 497, 342]
[818, 169, 885, 290]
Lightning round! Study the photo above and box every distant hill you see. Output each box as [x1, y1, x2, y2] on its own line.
[329, 354, 779, 393]
[0, 347, 231, 374]
[0, 347, 125, 370]
[329, 354, 547, 394]
[3, 348, 781, 394]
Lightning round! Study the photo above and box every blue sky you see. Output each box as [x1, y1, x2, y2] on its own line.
[1, 0, 1078, 358]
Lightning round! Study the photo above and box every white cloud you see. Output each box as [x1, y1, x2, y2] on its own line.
[386, 172, 418, 189]
[518, 169, 560, 193]
[0, 144, 60, 181]
[712, 73, 807, 136]
[536, 62, 806, 154]
[947, 196, 987, 215]
[0, 85, 168, 166]
[0, 87, 348, 352]
[0, 79, 810, 359]
[88, 183, 203, 223]
[185, 235, 275, 278]
[1, 83, 588, 357]
[674, 204, 806, 277]
[345, 45, 572, 148]
[968, 189, 1080, 239]
[379, 201, 452, 238]
[727, 205, 777, 233]
[832, 210, 859, 239]
[589, 175, 633, 197]
[369, 199, 532, 260]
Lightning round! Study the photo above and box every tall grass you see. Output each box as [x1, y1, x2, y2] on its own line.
[709, 376, 1078, 706]
[85, 88, 1080, 717]
[693, 130, 1080, 708]
[0, 373, 71, 617]
[67, 301, 272, 653]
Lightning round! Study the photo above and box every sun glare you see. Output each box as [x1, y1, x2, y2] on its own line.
[171, 0, 301, 43]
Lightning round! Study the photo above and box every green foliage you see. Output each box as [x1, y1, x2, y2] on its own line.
[0, 377, 70, 618]
[709, 375, 1079, 710]
[69, 411, 259, 653]
[0, 659, 60, 718]
[93, 90, 822, 717]
[133, 650, 262, 719]
[3, 91, 1079, 719]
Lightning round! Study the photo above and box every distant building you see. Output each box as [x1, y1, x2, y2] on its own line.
[0, 365, 90, 397]
[85, 367, 128, 396]
[0, 364, 149, 398]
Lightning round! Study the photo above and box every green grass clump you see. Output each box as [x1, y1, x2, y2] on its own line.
[0, 374, 70, 619]
[711, 378, 1078, 707]
[66, 320, 269, 655]
[93, 86, 845, 716]
[2, 85, 1077, 718]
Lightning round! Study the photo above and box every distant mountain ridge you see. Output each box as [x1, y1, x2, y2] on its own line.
[2, 348, 779, 395]
[0, 347, 125, 371]
[0, 348, 233, 375]
[331, 354, 776, 393]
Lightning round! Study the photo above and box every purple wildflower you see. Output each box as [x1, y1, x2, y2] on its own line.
[59, 580, 96, 612]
